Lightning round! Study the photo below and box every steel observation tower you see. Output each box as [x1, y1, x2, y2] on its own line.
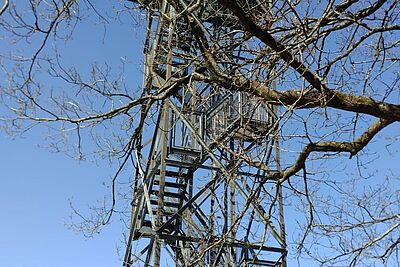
[124, 1, 287, 266]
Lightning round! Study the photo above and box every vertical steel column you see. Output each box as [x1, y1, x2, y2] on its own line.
[273, 74, 287, 266]
[229, 140, 236, 265]
[275, 131, 287, 267]
[209, 164, 216, 264]
[153, 2, 174, 265]
[153, 100, 169, 267]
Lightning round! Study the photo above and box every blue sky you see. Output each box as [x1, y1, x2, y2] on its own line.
[0, 134, 124, 267]
[0, 2, 399, 267]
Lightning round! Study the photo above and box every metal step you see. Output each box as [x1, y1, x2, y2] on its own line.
[153, 179, 186, 188]
[243, 259, 281, 266]
[150, 199, 181, 208]
[169, 147, 202, 157]
[151, 190, 184, 199]
[142, 220, 175, 233]
[151, 209, 177, 217]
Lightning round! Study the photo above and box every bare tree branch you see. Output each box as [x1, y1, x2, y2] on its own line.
[0, 0, 8, 16]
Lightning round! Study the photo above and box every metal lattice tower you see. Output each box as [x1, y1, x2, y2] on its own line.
[124, 1, 287, 266]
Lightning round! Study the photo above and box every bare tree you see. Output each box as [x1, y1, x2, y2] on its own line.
[1, 0, 399, 266]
